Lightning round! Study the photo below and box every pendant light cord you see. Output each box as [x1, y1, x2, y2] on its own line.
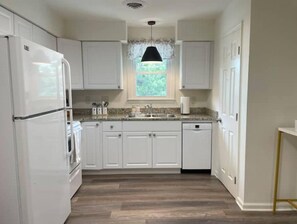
[150, 24, 152, 45]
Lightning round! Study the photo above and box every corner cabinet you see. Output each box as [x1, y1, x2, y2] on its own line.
[32, 25, 57, 51]
[13, 15, 33, 40]
[83, 42, 123, 90]
[0, 6, 14, 35]
[180, 42, 211, 89]
[57, 38, 84, 89]
[81, 122, 103, 170]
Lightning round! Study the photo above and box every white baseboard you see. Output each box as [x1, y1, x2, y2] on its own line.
[236, 196, 296, 211]
[83, 168, 181, 175]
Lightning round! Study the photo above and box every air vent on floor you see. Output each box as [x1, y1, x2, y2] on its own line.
[123, 0, 146, 9]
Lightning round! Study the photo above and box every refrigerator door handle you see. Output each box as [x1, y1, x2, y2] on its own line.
[62, 58, 72, 109]
[62, 58, 74, 157]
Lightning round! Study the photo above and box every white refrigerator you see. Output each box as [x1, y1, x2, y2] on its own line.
[0, 36, 72, 224]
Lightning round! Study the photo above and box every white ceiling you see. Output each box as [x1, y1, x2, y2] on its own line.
[44, 0, 231, 27]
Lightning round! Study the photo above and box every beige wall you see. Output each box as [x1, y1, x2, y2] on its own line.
[0, 0, 64, 36]
[63, 20, 127, 41]
[176, 20, 215, 41]
[211, 0, 251, 205]
[244, 0, 297, 208]
[128, 26, 175, 40]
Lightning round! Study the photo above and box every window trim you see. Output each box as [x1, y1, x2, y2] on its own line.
[127, 58, 175, 101]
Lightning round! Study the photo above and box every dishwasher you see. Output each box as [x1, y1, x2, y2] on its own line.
[182, 123, 212, 170]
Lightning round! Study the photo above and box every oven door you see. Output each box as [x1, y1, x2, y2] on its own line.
[68, 133, 80, 174]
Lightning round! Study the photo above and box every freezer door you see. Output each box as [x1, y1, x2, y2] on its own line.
[14, 111, 71, 224]
[9, 36, 65, 117]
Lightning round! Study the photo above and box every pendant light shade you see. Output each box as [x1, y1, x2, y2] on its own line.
[141, 21, 162, 63]
[141, 46, 162, 63]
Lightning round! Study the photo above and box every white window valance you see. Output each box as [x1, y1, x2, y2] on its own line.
[127, 39, 175, 60]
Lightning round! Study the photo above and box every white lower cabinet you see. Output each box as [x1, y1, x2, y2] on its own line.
[102, 121, 123, 169]
[103, 132, 122, 169]
[81, 122, 102, 170]
[123, 132, 152, 168]
[122, 121, 182, 169]
[153, 132, 181, 168]
[81, 121, 182, 171]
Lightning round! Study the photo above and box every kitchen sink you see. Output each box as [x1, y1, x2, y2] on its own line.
[126, 113, 176, 119]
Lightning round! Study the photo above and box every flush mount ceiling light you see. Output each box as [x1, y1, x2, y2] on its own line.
[141, 21, 162, 64]
[123, 0, 145, 9]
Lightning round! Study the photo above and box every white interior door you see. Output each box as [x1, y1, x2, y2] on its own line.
[219, 25, 241, 197]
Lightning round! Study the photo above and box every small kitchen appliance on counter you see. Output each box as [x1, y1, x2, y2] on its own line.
[180, 97, 190, 115]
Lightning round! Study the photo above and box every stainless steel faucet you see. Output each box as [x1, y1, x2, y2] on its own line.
[145, 104, 153, 115]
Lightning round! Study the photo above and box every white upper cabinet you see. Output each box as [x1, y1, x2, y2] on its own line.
[57, 38, 84, 89]
[82, 42, 123, 90]
[13, 15, 33, 41]
[32, 25, 56, 51]
[0, 6, 13, 35]
[180, 42, 211, 89]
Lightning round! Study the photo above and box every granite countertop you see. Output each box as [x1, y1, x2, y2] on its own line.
[73, 114, 216, 122]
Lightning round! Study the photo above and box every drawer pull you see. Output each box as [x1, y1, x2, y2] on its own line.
[118, 134, 122, 137]
[110, 125, 114, 129]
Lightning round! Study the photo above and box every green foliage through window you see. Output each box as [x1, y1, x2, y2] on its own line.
[135, 58, 168, 97]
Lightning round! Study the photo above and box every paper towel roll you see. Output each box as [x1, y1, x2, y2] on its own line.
[180, 97, 190, 115]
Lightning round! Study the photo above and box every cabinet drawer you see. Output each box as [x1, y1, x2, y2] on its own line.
[103, 121, 122, 132]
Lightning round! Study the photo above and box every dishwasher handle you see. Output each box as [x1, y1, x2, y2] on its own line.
[183, 123, 212, 130]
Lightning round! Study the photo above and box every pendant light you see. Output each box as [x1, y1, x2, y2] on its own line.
[141, 21, 162, 63]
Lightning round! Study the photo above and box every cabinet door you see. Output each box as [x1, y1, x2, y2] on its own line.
[103, 132, 122, 168]
[180, 42, 211, 89]
[153, 132, 181, 168]
[13, 15, 33, 40]
[123, 132, 152, 168]
[57, 38, 84, 89]
[0, 6, 13, 35]
[32, 25, 57, 50]
[81, 122, 102, 170]
[83, 42, 123, 89]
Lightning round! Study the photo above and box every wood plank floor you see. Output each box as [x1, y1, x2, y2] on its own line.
[65, 174, 297, 224]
